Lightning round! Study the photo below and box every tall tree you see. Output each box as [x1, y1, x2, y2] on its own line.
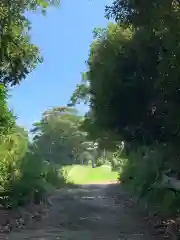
[0, 0, 59, 86]
[0, 0, 59, 133]
[71, 1, 180, 146]
[31, 107, 88, 165]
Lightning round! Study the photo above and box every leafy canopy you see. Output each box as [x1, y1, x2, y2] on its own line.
[71, 1, 180, 146]
[31, 107, 89, 165]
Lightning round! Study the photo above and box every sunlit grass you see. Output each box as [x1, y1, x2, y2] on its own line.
[63, 165, 118, 184]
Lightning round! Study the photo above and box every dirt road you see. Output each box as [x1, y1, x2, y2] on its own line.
[8, 184, 163, 239]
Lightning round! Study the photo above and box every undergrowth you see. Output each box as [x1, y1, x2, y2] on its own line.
[0, 144, 67, 208]
[120, 145, 180, 218]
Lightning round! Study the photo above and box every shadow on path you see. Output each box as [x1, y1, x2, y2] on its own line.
[8, 184, 163, 239]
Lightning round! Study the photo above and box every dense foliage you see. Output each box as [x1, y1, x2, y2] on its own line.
[71, 0, 180, 217]
[31, 106, 89, 165]
[0, 0, 59, 87]
[0, 0, 66, 208]
[2, 0, 180, 223]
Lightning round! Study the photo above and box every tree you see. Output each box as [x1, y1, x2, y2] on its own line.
[0, 0, 59, 86]
[104, 0, 180, 144]
[0, 0, 61, 207]
[31, 107, 88, 165]
[68, 0, 180, 216]
[0, 0, 59, 134]
[0, 125, 29, 204]
[71, 0, 180, 146]
[0, 84, 15, 134]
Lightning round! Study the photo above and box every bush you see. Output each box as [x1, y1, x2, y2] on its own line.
[120, 145, 180, 217]
[106, 148, 127, 172]
[0, 150, 66, 208]
[44, 162, 66, 187]
[4, 153, 46, 207]
[96, 157, 105, 167]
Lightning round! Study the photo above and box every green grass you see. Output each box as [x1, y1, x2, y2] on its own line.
[62, 165, 118, 184]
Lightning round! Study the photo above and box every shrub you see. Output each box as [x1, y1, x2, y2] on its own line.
[44, 162, 66, 187]
[0, 150, 66, 208]
[120, 145, 180, 217]
[96, 157, 105, 167]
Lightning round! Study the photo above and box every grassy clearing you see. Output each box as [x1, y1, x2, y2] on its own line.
[63, 165, 118, 184]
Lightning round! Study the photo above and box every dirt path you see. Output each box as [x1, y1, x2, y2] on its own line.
[8, 184, 163, 239]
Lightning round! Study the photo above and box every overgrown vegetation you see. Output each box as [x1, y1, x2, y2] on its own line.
[0, 0, 63, 208]
[0, 103, 95, 208]
[0, 0, 92, 209]
[2, 0, 180, 228]
[70, 0, 180, 220]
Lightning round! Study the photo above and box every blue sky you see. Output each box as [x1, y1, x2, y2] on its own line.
[8, 0, 111, 131]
